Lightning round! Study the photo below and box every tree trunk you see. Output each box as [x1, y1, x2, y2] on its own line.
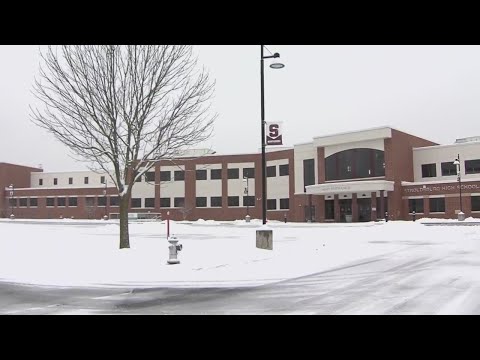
[119, 195, 130, 249]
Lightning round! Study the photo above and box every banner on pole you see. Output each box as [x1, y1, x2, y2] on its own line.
[266, 122, 283, 146]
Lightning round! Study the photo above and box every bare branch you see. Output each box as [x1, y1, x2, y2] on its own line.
[30, 45, 217, 248]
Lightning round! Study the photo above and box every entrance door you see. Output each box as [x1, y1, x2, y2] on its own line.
[357, 198, 371, 222]
[339, 199, 352, 222]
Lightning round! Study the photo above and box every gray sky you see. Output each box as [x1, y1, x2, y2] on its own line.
[1, 45, 480, 172]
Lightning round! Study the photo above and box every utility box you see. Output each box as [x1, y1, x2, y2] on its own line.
[256, 229, 273, 250]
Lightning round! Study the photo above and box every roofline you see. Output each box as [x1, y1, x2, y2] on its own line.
[0, 162, 43, 171]
[413, 141, 480, 151]
[312, 125, 395, 140]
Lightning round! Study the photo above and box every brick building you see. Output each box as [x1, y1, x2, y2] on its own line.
[3, 126, 480, 222]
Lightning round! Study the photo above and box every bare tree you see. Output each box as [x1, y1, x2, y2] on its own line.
[179, 202, 194, 221]
[31, 45, 216, 249]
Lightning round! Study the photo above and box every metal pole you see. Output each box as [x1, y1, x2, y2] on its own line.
[458, 153, 463, 213]
[246, 177, 250, 216]
[105, 179, 108, 219]
[10, 185, 14, 217]
[167, 210, 170, 238]
[261, 45, 267, 225]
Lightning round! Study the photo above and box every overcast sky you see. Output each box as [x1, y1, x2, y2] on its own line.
[1, 45, 480, 172]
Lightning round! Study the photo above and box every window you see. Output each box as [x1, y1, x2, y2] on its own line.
[29, 198, 38, 207]
[421, 164, 436, 178]
[303, 159, 315, 189]
[267, 166, 276, 177]
[279, 164, 289, 176]
[355, 148, 371, 178]
[98, 197, 107, 206]
[84, 177, 89, 184]
[160, 198, 171, 208]
[211, 197, 222, 207]
[243, 196, 255, 207]
[429, 198, 445, 213]
[228, 168, 239, 179]
[228, 196, 239, 207]
[145, 172, 155, 182]
[196, 197, 207, 207]
[472, 196, 480, 211]
[325, 200, 334, 220]
[160, 171, 171, 182]
[374, 151, 385, 177]
[325, 149, 385, 181]
[9, 198, 16, 207]
[100, 176, 105, 184]
[174, 197, 185, 208]
[46, 198, 55, 207]
[441, 162, 457, 176]
[53, 178, 58, 185]
[134, 171, 142, 182]
[267, 199, 277, 210]
[174, 171, 185, 181]
[19, 198, 27, 207]
[68, 197, 77, 207]
[69, 177, 73, 185]
[196, 170, 207, 180]
[39, 179, 43, 186]
[280, 198, 289, 209]
[145, 198, 155, 208]
[243, 168, 255, 179]
[57, 197, 66, 207]
[131, 198, 141, 208]
[408, 199, 424, 213]
[211, 169, 222, 180]
[85, 197, 95, 207]
[110, 196, 120, 206]
[465, 159, 480, 174]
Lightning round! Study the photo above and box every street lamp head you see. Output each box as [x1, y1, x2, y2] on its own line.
[270, 60, 285, 69]
[269, 53, 285, 69]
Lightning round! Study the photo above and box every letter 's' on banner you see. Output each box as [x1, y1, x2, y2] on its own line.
[266, 122, 283, 146]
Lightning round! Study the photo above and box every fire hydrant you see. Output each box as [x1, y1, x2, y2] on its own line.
[167, 236, 182, 265]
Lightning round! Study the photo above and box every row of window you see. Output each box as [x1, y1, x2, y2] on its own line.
[139, 197, 289, 209]
[36, 164, 291, 187]
[9, 196, 290, 210]
[162, 165, 289, 181]
[9, 196, 122, 208]
[421, 159, 480, 178]
[39, 176, 107, 186]
[409, 196, 480, 213]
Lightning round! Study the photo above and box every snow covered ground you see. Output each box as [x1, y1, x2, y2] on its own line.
[0, 218, 479, 292]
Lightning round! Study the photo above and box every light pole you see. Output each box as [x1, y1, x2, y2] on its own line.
[453, 154, 464, 220]
[260, 45, 284, 225]
[103, 178, 108, 220]
[243, 176, 250, 218]
[8, 184, 14, 219]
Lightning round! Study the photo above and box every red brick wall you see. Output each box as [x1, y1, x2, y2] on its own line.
[1, 163, 43, 218]
[387, 130, 438, 220]
[5, 150, 295, 221]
